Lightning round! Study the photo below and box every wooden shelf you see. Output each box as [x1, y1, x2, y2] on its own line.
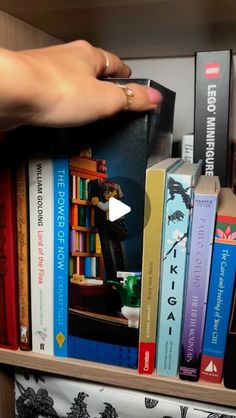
[1, 2, 236, 414]
[1, 0, 236, 58]
[0, 348, 236, 408]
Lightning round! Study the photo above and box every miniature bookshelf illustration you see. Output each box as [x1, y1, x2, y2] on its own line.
[68, 147, 141, 367]
[69, 149, 108, 307]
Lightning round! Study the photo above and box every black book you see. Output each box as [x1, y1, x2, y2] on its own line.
[67, 78, 176, 369]
[223, 276, 236, 389]
[193, 50, 234, 186]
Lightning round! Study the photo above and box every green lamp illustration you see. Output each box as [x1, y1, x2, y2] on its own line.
[107, 272, 141, 328]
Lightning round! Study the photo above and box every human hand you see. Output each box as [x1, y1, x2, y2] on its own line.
[0, 40, 162, 130]
[91, 196, 99, 206]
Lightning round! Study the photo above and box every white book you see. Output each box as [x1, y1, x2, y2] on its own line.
[29, 158, 54, 354]
[181, 133, 194, 163]
[91, 256, 97, 277]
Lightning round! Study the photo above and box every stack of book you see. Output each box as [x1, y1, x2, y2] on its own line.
[1, 59, 236, 391]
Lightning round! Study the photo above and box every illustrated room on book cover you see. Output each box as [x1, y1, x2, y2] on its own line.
[68, 141, 144, 366]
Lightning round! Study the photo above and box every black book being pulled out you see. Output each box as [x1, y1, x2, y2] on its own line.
[67, 78, 176, 368]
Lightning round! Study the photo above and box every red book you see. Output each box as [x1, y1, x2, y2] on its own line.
[0, 166, 19, 349]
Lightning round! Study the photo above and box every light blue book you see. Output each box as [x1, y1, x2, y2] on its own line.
[156, 161, 202, 376]
[53, 158, 69, 357]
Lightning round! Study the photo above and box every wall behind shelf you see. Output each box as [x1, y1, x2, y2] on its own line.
[126, 55, 236, 141]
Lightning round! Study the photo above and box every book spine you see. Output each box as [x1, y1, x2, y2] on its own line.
[84, 179, 90, 200]
[138, 169, 165, 374]
[71, 204, 78, 226]
[193, 50, 232, 186]
[80, 178, 84, 200]
[181, 134, 194, 163]
[91, 257, 96, 277]
[29, 158, 54, 354]
[53, 158, 69, 357]
[16, 162, 32, 351]
[179, 193, 218, 380]
[0, 167, 18, 349]
[84, 257, 91, 277]
[223, 282, 236, 389]
[199, 215, 236, 383]
[231, 140, 236, 193]
[76, 175, 80, 199]
[156, 172, 193, 376]
[89, 232, 95, 253]
[95, 233, 101, 253]
[71, 175, 76, 199]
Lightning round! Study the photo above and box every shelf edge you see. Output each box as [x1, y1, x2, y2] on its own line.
[0, 349, 236, 408]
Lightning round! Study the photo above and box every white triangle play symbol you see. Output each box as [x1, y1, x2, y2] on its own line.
[109, 197, 131, 222]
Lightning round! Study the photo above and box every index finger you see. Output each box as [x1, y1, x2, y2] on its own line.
[68, 40, 132, 78]
[95, 47, 132, 78]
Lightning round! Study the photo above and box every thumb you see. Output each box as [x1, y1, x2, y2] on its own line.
[96, 80, 163, 118]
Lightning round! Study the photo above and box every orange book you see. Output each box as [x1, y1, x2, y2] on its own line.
[70, 203, 78, 226]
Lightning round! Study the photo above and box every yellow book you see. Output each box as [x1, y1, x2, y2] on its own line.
[138, 158, 181, 374]
[95, 232, 102, 254]
[16, 161, 32, 351]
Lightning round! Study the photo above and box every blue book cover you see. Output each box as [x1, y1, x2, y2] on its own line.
[84, 257, 92, 277]
[53, 158, 69, 357]
[156, 161, 202, 376]
[200, 188, 236, 383]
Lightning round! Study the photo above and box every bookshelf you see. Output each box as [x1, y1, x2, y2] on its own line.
[0, 2, 236, 416]
[69, 154, 106, 311]
[1, 348, 236, 408]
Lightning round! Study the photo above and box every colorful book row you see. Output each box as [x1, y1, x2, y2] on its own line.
[70, 231, 100, 254]
[71, 175, 90, 201]
[138, 159, 236, 388]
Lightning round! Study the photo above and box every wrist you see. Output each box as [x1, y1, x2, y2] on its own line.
[0, 48, 41, 129]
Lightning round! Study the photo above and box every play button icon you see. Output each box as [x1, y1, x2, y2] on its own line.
[109, 197, 131, 222]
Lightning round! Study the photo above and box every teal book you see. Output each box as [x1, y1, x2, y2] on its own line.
[53, 158, 69, 357]
[156, 161, 202, 376]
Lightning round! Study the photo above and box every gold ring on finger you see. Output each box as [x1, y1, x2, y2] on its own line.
[116, 83, 135, 110]
[99, 48, 110, 70]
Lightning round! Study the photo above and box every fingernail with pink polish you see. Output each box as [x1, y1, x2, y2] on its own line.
[147, 87, 163, 105]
